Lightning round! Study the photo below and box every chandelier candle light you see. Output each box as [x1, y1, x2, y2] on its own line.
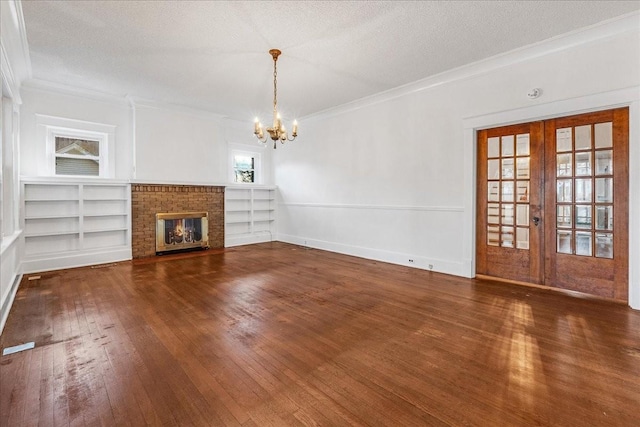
[254, 49, 298, 148]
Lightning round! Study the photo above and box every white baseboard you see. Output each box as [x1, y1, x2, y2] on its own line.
[225, 233, 274, 247]
[277, 234, 467, 277]
[20, 247, 132, 275]
[0, 273, 22, 335]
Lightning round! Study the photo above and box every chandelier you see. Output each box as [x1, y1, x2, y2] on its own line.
[254, 49, 298, 148]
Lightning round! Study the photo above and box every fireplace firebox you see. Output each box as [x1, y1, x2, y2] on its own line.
[156, 212, 209, 254]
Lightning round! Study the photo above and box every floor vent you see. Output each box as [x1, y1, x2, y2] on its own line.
[2, 341, 35, 356]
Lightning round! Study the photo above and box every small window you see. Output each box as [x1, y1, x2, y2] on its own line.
[233, 154, 255, 183]
[55, 136, 100, 176]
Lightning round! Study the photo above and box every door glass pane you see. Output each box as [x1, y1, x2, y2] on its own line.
[595, 178, 613, 203]
[557, 179, 572, 202]
[556, 128, 572, 152]
[595, 205, 613, 230]
[575, 232, 593, 256]
[557, 205, 572, 228]
[574, 125, 592, 150]
[575, 205, 592, 229]
[595, 233, 613, 258]
[516, 228, 529, 250]
[516, 134, 530, 155]
[575, 178, 592, 203]
[502, 204, 514, 225]
[488, 137, 500, 158]
[488, 203, 500, 224]
[575, 152, 591, 176]
[517, 182, 529, 202]
[594, 122, 613, 148]
[501, 226, 514, 248]
[557, 154, 572, 177]
[516, 158, 530, 179]
[502, 158, 514, 179]
[502, 135, 514, 156]
[488, 182, 500, 201]
[502, 182, 514, 202]
[557, 231, 572, 254]
[488, 159, 500, 179]
[516, 204, 529, 226]
[595, 150, 613, 175]
[488, 226, 500, 246]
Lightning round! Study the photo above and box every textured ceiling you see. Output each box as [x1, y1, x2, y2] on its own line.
[21, 1, 640, 121]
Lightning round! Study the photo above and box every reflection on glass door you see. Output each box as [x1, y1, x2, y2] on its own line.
[554, 122, 614, 258]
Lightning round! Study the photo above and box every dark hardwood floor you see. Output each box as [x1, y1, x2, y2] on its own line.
[1, 242, 639, 426]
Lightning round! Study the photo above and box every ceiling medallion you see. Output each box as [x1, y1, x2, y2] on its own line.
[254, 49, 298, 149]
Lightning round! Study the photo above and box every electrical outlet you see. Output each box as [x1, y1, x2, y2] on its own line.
[428, 264, 434, 270]
[408, 259, 414, 263]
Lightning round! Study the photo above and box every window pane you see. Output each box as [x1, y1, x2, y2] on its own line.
[234, 155, 254, 169]
[594, 122, 613, 148]
[501, 204, 514, 225]
[516, 227, 529, 250]
[517, 182, 529, 202]
[488, 137, 500, 158]
[502, 135, 514, 156]
[575, 152, 591, 176]
[501, 182, 514, 202]
[556, 179, 572, 202]
[557, 231, 572, 254]
[595, 178, 613, 203]
[557, 205, 572, 228]
[595, 233, 613, 258]
[488, 226, 500, 246]
[501, 226, 514, 248]
[235, 170, 255, 183]
[556, 128, 572, 152]
[557, 154, 572, 177]
[575, 232, 593, 256]
[55, 157, 99, 176]
[516, 157, 529, 179]
[488, 203, 500, 224]
[516, 204, 529, 226]
[575, 178, 592, 203]
[488, 159, 500, 179]
[55, 137, 99, 156]
[516, 134, 530, 156]
[575, 205, 592, 229]
[595, 206, 613, 231]
[595, 150, 613, 175]
[501, 158, 514, 179]
[488, 182, 499, 202]
[574, 125, 592, 150]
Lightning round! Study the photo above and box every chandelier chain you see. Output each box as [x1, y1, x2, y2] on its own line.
[273, 58, 278, 113]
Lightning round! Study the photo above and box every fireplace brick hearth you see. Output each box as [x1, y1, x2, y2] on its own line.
[131, 184, 224, 258]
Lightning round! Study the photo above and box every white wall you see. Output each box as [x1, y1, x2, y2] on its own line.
[275, 15, 640, 307]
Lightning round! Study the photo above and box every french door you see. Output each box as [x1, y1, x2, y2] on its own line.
[476, 108, 629, 301]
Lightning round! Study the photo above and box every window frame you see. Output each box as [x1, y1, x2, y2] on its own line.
[230, 149, 262, 184]
[37, 114, 115, 179]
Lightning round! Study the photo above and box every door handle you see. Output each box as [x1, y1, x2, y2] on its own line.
[532, 216, 540, 226]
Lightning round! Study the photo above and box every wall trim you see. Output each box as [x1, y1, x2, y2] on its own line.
[1, 40, 21, 103]
[462, 87, 640, 309]
[277, 233, 468, 277]
[302, 11, 640, 123]
[0, 273, 22, 335]
[280, 202, 464, 212]
[226, 233, 273, 248]
[20, 248, 132, 275]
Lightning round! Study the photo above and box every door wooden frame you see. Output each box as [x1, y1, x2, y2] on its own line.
[461, 88, 640, 308]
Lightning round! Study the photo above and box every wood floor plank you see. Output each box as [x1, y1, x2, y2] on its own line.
[1, 242, 639, 426]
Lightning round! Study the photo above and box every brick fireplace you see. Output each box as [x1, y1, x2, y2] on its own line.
[131, 184, 224, 258]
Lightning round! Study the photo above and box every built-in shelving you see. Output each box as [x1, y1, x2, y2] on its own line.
[225, 186, 276, 247]
[21, 178, 132, 273]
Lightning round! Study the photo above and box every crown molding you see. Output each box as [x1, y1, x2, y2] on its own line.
[22, 79, 131, 107]
[1, 40, 21, 103]
[303, 10, 640, 123]
[12, 0, 32, 78]
[127, 96, 226, 121]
